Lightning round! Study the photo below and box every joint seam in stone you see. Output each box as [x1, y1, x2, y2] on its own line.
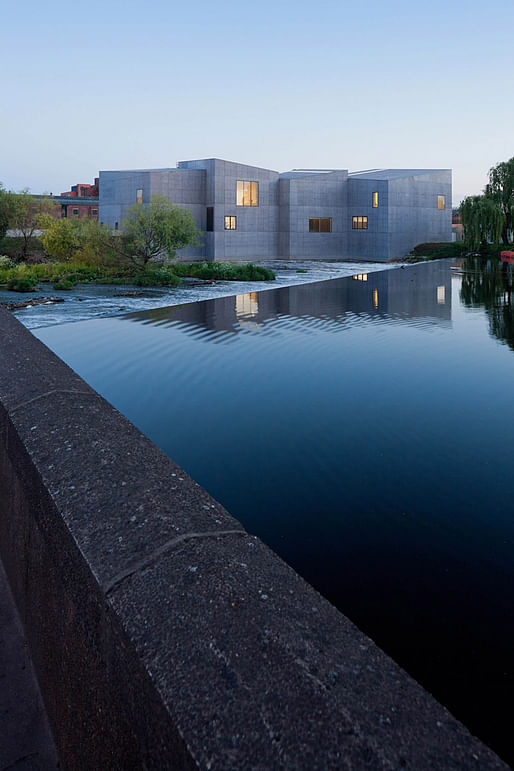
[103, 529, 248, 595]
[11, 390, 99, 414]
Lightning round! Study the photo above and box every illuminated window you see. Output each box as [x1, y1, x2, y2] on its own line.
[372, 289, 379, 308]
[136, 189, 143, 204]
[352, 273, 368, 281]
[236, 181, 259, 206]
[437, 195, 446, 210]
[352, 216, 368, 229]
[372, 192, 379, 208]
[224, 216, 237, 230]
[309, 218, 332, 233]
[437, 285, 446, 304]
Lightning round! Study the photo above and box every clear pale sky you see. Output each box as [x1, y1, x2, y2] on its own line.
[1, 0, 512, 205]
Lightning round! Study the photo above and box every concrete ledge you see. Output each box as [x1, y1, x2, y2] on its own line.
[0, 307, 507, 769]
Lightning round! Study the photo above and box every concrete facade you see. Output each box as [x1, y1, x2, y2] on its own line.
[99, 159, 452, 262]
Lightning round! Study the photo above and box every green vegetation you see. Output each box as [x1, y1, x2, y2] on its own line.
[460, 157, 514, 250]
[0, 192, 276, 290]
[0, 260, 275, 291]
[112, 195, 200, 268]
[173, 262, 275, 281]
[409, 242, 466, 260]
[7, 277, 39, 292]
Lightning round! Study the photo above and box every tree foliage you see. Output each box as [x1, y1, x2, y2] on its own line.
[460, 195, 505, 251]
[114, 195, 200, 268]
[0, 184, 14, 241]
[40, 217, 114, 265]
[5, 190, 58, 259]
[484, 157, 514, 245]
[460, 157, 514, 249]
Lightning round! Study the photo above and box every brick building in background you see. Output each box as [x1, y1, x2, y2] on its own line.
[31, 177, 99, 221]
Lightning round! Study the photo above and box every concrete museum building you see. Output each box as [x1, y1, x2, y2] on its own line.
[99, 159, 452, 262]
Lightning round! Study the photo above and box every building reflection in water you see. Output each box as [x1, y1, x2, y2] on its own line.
[128, 261, 452, 340]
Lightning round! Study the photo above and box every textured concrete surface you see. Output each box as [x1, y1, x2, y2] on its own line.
[0, 558, 59, 770]
[99, 159, 451, 261]
[0, 306, 508, 769]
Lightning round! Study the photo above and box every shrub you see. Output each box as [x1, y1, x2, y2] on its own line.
[52, 280, 76, 290]
[173, 262, 275, 281]
[132, 268, 181, 287]
[7, 277, 38, 292]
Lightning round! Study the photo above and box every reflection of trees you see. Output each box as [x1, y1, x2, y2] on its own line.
[460, 257, 514, 350]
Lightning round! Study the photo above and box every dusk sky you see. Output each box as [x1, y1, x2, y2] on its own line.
[1, 0, 512, 205]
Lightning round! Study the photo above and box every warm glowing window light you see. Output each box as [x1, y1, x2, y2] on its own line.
[437, 285, 446, 304]
[136, 188, 143, 204]
[224, 216, 237, 230]
[372, 289, 379, 308]
[352, 216, 368, 229]
[372, 192, 379, 208]
[236, 181, 259, 206]
[437, 195, 446, 210]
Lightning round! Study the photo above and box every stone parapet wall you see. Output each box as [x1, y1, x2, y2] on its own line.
[0, 307, 506, 769]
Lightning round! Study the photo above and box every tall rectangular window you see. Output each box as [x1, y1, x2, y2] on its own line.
[372, 192, 379, 208]
[236, 180, 259, 206]
[437, 195, 446, 210]
[206, 207, 214, 232]
[136, 189, 143, 204]
[309, 217, 332, 232]
[224, 215, 237, 230]
[352, 216, 368, 229]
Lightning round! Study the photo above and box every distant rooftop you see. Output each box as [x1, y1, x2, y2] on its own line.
[348, 169, 449, 180]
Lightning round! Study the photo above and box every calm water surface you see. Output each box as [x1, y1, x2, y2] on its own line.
[35, 259, 514, 764]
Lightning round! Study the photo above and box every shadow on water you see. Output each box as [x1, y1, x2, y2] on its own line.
[34, 260, 514, 765]
[460, 256, 514, 351]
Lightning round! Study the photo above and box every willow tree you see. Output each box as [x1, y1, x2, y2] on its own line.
[460, 195, 505, 251]
[484, 157, 514, 245]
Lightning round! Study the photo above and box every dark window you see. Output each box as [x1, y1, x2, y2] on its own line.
[114, 222, 119, 230]
[72, 208, 79, 216]
[206, 207, 214, 231]
[224, 216, 237, 230]
[352, 216, 368, 229]
[61, 205, 67, 218]
[236, 181, 259, 206]
[92, 209, 98, 215]
[309, 217, 332, 233]
[372, 192, 379, 208]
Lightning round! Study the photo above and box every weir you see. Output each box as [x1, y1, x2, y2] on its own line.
[0, 306, 506, 769]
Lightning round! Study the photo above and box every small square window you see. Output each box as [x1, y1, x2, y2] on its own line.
[437, 195, 446, 210]
[372, 192, 379, 208]
[352, 216, 368, 229]
[224, 216, 237, 230]
[92, 209, 98, 215]
[72, 208, 79, 216]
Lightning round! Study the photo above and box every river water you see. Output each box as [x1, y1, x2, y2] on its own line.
[31, 258, 514, 764]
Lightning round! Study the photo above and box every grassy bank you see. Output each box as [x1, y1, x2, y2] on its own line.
[403, 242, 512, 262]
[0, 261, 276, 291]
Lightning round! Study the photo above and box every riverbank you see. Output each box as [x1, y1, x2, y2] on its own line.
[0, 260, 400, 329]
